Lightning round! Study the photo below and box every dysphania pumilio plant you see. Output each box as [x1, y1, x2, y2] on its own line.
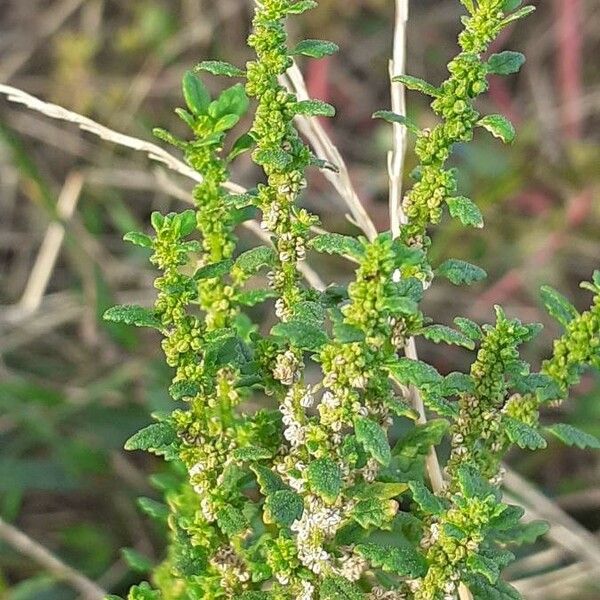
[104, 1, 600, 599]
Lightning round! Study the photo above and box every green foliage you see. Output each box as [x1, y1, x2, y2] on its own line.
[103, 1, 600, 599]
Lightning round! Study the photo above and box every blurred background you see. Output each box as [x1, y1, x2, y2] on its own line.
[0, 0, 599, 598]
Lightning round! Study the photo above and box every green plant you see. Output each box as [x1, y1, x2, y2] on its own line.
[104, 1, 600, 599]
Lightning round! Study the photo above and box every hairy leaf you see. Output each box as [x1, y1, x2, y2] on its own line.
[545, 423, 600, 450]
[309, 233, 364, 260]
[292, 39, 339, 58]
[540, 285, 578, 327]
[125, 422, 176, 453]
[124, 231, 153, 249]
[103, 305, 162, 329]
[197, 60, 245, 77]
[264, 490, 303, 527]
[356, 542, 427, 578]
[408, 480, 446, 515]
[419, 324, 476, 350]
[355, 416, 391, 466]
[436, 259, 487, 286]
[387, 356, 443, 387]
[292, 99, 336, 117]
[307, 458, 343, 502]
[392, 74, 441, 97]
[486, 51, 526, 75]
[504, 417, 547, 450]
[320, 575, 363, 600]
[373, 110, 420, 134]
[446, 195, 484, 228]
[477, 114, 516, 144]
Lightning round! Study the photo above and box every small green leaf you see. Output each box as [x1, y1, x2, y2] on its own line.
[233, 446, 274, 461]
[373, 110, 420, 134]
[292, 99, 336, 117]
[320, 575, 363, 600]
[122, 548, 153, 573]
[137, 497, 169, 521]
[486, 51, 526, 75]
[349, 482, 408, 500]
[194, 259, 234, 280]
[419, 324, 475, 350]
[307, 458, 343, 502]
[197, 60, 245, 77]
[264, 490, 304, 527]
[356, 542, 427, 578]
[540, 285, 578, 327]
[292, 39, 339, 58]
[251, 465, 287, 495]
[408, 481, 446, 515]
[237, 289, 276, 307]
[502, 0, 523, 10]
[504, 417, 547, 450]
[477, 114, 516, 144]
[228, 132, 255, 161]
[254, 148, 292, 170]
[125, 422, 176, 452]
[392, 74, 441, 97]
[545, 423, 600, 450]
[355, 416, 391, 466]
[457, 465, 499, 501]
[502, 5, 536, 26]
[271, 320, 328, 351]
[436, 259, 487, 286]
[209, 84, 249, 119]
[124, 231, 153, 248]
[464, 574, 522, 600]
[103, 305, 162, 329]
[467, 553, 500, 584]
[351, 497, 398, 529]
[309, 233, 364, 260]
[234, 246, 276, 276]
[493, 520, 549, 546]
[182, 71, 210, 115]
[169, 380, 199, 401]
[446, 196, 484, 228]
[217, 504, 249, 536]
[387, 357, 443, 387]
[393, 419, 450, 458]
[286, 0, 318, 15]
[454, 317, 483, 341]
[214, 113, 240, 133]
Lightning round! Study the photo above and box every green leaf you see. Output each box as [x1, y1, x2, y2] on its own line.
[356, 542, 427, 578]
[176, 210, 197, 236]
[454, 317, 483, 340]
[355, 417, 391, 466]
[460, 0, 476, 13]
[264, 490, 303, 527]
[408, 480, 446, 515]
[373, 110, 420, 135]
[502, 5, 536, 26]
[286, 0, 318, 14]
[436, 259, 487, 286]
[419, 324, 475, 350]
[122, 548, 153, 573]
[309, 233, 364, 260]
[292, 99, 336, 117]
[169, 380, 199, 401]
[217, 504, 249, 536]
[504, 417, 547, 450]
[307, 458, 343, 502]
[477, 114, 516, 144]
[387, 357, 443, 387]
[446, 196, 484, 228]
[182, 71, 210, 115]
[103, 305, 162, 329]
[350, 497, 398, 529]
[464, 574, 522, 600]
[539, 285, 578, 327]
[254, 148, 292, 170]
[467, 553, 500, 584]
[209, 84, 249, 119]
[394, 420, 449, 458]
[214, 113, 240, 133]
[197, 60, 245, 77]
[392, 74, 441, 97]
[348, 482, 408, 500]
[124, 231, 153, 248]
[486, 51, 526, 76]
[128, 582, 161, 600]
[492, 520, 549, 546]
[228, 132, 255, 161]
[237, 289, 276, 307]
[233, 446, 274, 461]
[383, 295, 419, 315]
[502, 0, 523, 10]
[194, 259, 234, 280]
[271, 319, 328, 351]
[251, 465, 287, 495]
[234, 246, 277, 275]
[125, 422, 176, 452]
[137, 497, 169, 522]
[457, 465, 499, 501]
[545, 423, 600, 450]
[292, 39, 339, 58]
[320, 575, 363, 600]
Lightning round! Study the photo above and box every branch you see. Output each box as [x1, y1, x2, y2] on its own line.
[0, 517, 107, 599]
[0, 83, 244, 194]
